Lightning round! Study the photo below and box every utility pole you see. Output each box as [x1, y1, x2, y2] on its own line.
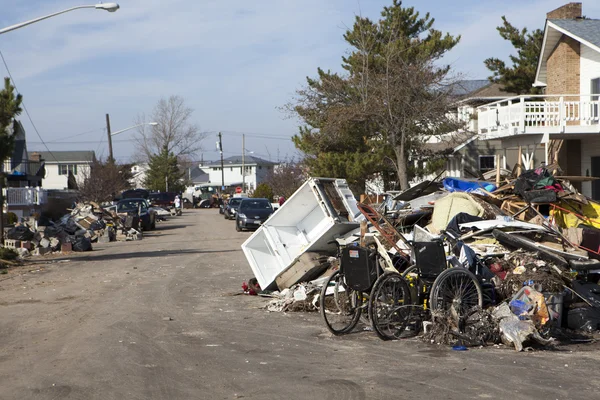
[218, 132, 224, 192]
[106, 113, 113, 163]
[165, 175, 168, 192]
[242, 134, 245, 193]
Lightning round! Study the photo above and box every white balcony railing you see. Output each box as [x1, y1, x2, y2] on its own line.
[477, 94, 600, 138]
[2, 187, 47, 207]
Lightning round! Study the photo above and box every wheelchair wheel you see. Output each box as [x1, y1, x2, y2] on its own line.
[320, 270, 363, 335]
[368, 272, 413, 340]
[429, 267, 483, 320]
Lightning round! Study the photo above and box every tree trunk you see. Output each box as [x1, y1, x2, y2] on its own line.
[395, 140, 409, 190]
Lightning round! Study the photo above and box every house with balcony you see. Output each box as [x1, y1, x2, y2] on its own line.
[412, 80, 546, 184]
[1, 120, 47, 219]
[476, 2, 600, 198]
[38, 151, 95, 190]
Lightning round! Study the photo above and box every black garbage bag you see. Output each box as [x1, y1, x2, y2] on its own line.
[6, 226, 34, 241]
[514, 168, 557, 198]
[44, 225, 64, 237]
[71, 235, 92, 252]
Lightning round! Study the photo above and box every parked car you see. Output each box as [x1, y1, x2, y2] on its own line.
[148, 192, 177, 209]
[120, 188, 150, 200]
[235, 198, 274, 232]
[224, 197, 243, 220]
[116, 198, 156, 231]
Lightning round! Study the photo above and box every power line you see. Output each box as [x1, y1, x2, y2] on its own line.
[0, 50, 58, 162]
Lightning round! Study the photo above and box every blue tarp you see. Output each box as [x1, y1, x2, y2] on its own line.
[442, 177, 497, 193]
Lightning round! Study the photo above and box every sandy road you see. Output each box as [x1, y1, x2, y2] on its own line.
[1, 209, 599, 400]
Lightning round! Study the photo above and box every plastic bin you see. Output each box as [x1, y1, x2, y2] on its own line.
[242, 178, 361, 290]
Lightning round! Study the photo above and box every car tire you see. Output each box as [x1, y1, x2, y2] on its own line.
[236, 220, 242, 232]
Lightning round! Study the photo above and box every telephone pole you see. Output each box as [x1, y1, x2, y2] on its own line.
[106, 113, 113, 163]
[218, 132, 224, 191]
[242, 134, 245, 193]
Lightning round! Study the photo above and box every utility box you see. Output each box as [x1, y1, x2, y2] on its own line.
[241, 178, 362, 290]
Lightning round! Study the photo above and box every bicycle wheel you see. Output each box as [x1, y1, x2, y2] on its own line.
[320, 270, 363, 335]
[368, 272, 413, 340]
[429, 267, 483, 321]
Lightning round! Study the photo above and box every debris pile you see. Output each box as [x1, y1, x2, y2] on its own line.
[241, 168, 600, 351]
[2, 201, 144, 257]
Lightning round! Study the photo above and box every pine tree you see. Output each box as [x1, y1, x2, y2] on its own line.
[0, 77, 23, 165]
[0, 77, 23, 242]
[144, 146, 185, 192]
[291, 1, 461, 190]
[484, 17, 544, 95]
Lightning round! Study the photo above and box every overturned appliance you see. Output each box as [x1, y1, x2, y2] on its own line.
[242, 178, 362, 290]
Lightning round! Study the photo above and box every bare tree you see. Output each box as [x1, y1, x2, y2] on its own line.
[265, 158, 306, 199]
[78, 159, 134, 203]
[135, 95, 206, 162]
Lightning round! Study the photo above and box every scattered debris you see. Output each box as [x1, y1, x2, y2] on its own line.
[241, 167, 600, 350]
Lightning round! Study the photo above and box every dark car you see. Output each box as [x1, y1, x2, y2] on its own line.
[120, 189, 150, 200]
[116, 198, 156, 231]
[236, 198, 274, 231]
[224, 197, 243, 220]
[148, 192, 177, 209]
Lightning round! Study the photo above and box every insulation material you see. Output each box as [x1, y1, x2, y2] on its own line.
[430, 193, 485, 233]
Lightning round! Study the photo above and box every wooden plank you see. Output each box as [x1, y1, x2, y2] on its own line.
[556, 176, 600, 182]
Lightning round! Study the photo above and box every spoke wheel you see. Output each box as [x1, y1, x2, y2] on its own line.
[429, 268, 483, 325]
[368, 272, 413, 340]
[320, 271, 362, 335]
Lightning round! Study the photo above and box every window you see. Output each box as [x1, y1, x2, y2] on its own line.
[479, 155, 495, 172]
[592, 78, 600, 123]
[58, 164, 78, 175]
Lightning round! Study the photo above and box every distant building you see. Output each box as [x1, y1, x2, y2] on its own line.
[130, 163, 149, 189]
[200, 155, 278, 192]
[38, 151, 96, 190]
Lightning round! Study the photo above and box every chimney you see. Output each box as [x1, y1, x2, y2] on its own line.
[547, 3, 582, 19]
[29, 152, 42, 162]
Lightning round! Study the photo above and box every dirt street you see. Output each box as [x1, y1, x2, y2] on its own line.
[1, 209, 600, 400]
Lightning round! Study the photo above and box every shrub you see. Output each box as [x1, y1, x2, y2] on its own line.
[252, 183, 274, 200]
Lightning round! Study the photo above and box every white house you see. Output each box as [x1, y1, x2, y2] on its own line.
[2, 120, 47, 219]
[130, 163, 149, 189]
[200, 155, 277, 192]
[38, 151, 95, 190]
[475, 2, 600, 199]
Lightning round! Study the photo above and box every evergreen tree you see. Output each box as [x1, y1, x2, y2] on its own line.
[0, 77, 23, 242]
[144, 146, 185, 192]
[0, 77, 23, 165]
[291, 1, 460, 190]
[484, 17, 544, 94]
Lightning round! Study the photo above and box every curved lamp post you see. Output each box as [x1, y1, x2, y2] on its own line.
[0, 3, 120, 35]
[107, 121, 157, 162]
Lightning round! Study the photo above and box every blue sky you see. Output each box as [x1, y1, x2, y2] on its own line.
[1, 0, 599, 163]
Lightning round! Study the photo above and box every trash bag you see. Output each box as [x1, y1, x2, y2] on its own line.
[6, 226, 34, 241]
[514, 168, 561, 200]
[44, 225, 64, 237]
[71, 236, 92, 252]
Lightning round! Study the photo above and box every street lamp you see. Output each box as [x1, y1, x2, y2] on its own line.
[106, 119, 157, 162]
[0, 3, 120, 35]
[111, 122, 158, 137]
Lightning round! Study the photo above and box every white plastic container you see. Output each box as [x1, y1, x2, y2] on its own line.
[242, 178, 362, 290]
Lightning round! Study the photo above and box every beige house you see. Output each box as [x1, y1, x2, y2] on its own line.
[473, 2, 600, 198]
